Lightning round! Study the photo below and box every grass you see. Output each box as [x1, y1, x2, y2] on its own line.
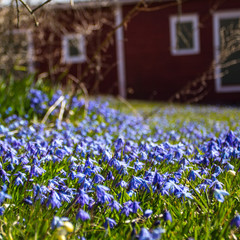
[0, 87, 240, 239]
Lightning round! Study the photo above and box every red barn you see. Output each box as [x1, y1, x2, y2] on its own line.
[5, 0, 240, 104]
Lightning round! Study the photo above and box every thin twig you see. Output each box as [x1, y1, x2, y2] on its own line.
[18, 0, 32, 13]
[67, 74, 89, 118]
[138, 0, 189, 12]
[15, 0, 20, 28]
[18, 0, 39, 26]
[64, 0, 145, 118]
[32, 0, 52, 13]
[124, 214, 163, 224]
[58, 99, 66, 126]
[79, 82, 89, 107]
[41, 96, 65, 124]
[0, 129, 19, 138]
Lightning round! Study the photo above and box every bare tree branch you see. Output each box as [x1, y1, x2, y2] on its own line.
[18, 0, 39, 26]
[32, 0, 52, 13]
[15, 0, 20, 28]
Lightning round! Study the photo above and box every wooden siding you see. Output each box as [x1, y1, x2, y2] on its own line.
[33, 7, 119, 95]
[32, 0, 240, 104]
[123, 0, 240, 104]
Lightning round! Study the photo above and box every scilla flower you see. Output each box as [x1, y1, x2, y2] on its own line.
[104, 217, 117, 229]
[76, 209, 90, 221]
[144, 209, 153, 218]
[139, 228, 151, 240]
[230, 214, 240, 228]
[214, 189, 229, 202]
[163, 210, 172, 222]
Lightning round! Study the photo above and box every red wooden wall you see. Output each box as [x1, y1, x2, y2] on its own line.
[33, 0, 240, 104]
[33, 7, 119, 95]
[123, 0, 240, 104]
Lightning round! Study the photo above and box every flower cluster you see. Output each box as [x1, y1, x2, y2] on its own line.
[28, 89, 49, 114]
[0, 88, 240, 239]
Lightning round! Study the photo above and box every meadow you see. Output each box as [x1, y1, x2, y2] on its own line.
[0, 77, 239, 239]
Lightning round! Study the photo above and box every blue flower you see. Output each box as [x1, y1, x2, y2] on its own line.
[15, 176, 24, 186]
[225, 130, 235, 146]
[106, 171, 114, 181]
[76, 209, 90, 221]
[131, 201, 142, 214]
[138, 227, 165, 240]
[93, 174, 105, 184]
[0, 169, 10, 183]
[224, 163, 234, 171]
[24, 196, 33, 205]
[210, 180, 224, 190]
[139, 228, 152, 240]
[108, 200, 122, 212]
[212, 166, 222, 177]
[188, 170, 201, 181]
[115, 136, 125, 151]
[214, 189, 229, 202]
[129, 176, 144, 190]
[96, 184, 109, 192]
[134, 160, 145, 171]
[0, 207, 5, 215]
[153, 171, 164, 185]
[151, 228, 165, 240]
[144, 209, 153, 218]
[47, 190, 61, 208]
[163, 210, 172, 222]
[78, 237, 86, 240]
[163, 180, 180, 194]
[0, 185, 11, 204]
[99, 192, 114, 204]
[230, 214, 240, 228]
[175, 186, 193, 200]
[77, 189, 90, 207]
[121, 205, 131, 217]
[104, 217, 117, 229]
[30, 165, 46, 177]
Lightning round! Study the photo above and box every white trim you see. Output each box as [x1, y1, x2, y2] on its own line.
[170, 14, 200, 56]
[115, 4, 126, 98]
[62, 34, 86, 64]
[10, 29, 34, 72]
[213, 10, 240, 92]
[8, 0, 173, 9]
[26, 30, 34, 72]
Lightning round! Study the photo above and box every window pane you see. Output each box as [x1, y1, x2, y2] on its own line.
[176, 21, 193, 49]
[220, 18, 240, 86]
[68, 38, 80, 57]
[63, 34, 86, 63]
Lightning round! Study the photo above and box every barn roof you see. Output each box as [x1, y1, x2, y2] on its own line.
[1, 0, 174, 8]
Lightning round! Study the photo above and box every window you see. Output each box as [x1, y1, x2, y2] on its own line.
[62, 34, 86, 64]
[170, 14, 200, 55]
[213, 11, 240, 92]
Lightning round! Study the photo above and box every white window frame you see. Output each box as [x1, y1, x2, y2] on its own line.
[213, 10, 240, 93]
[62, 34, 86, 64]
[170, 14, 200, 56]
[11, 29, 34, 72]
